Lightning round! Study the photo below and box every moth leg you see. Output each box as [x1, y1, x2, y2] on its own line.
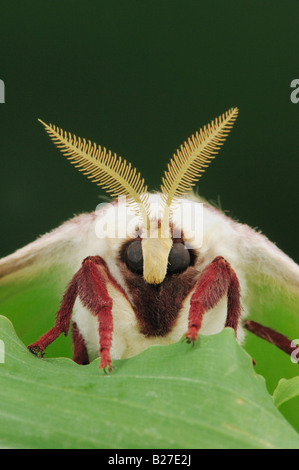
[243, 320, 298, 361]
[28, 256, 113, 371]
[77, 256, 113, 372]
[28, 278, 78, 356]
[72, 321, 89, 365]
[186, 256, 241, 342]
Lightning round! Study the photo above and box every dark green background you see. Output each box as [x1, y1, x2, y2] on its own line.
[0, 0, 298, 261]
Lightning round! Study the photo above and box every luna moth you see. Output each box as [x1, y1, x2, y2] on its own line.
[0, 107, 298, 372]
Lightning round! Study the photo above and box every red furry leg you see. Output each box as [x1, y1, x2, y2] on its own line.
[225, 267, 241, 333]
[28, 278, 78, 356]
[97, 306, 113, 372]
[28, 256, 115, 370]
[186, 256, 241, 342]
[77, 256, 114, 371]
[244, 320, 298, 361]
[72, 321, 90, 365]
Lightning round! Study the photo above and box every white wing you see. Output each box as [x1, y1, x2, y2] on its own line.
[196, 201, 299, 292]
[0, 212, 97, 293]
[233, 218, 299, 293]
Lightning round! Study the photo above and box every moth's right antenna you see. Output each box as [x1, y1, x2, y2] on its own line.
[160, 107, 239, 233]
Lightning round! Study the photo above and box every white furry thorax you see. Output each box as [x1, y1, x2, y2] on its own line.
[72, 193, 247, 360]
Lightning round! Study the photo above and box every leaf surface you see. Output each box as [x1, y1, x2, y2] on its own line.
[273, 376, 299, 408]
[0, 315, 298, 449]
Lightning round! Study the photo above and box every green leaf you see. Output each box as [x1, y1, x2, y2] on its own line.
[273, 376, 299, 408]
[0, 315, 298, 449]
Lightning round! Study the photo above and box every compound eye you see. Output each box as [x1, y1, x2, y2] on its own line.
[125, 240, 143, 274]
[167, 242, 191, 274]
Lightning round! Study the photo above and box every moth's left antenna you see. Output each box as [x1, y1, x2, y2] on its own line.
[38, 119, 151, 229]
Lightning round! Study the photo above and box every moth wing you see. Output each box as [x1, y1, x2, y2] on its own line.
[231, 217, 299, 322]
[201, 204, 299, 316]
[235, 220, 298, 286]
[0, 212, 100, 356]
[209, 206, 299, 370]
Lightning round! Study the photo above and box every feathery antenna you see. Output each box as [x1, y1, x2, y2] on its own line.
[160, 107, 239, 215]
[38, 120, 150, 227]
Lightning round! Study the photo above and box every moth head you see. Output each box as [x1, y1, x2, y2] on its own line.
[38, 107, 238, 285]
[123, 222, 196, 285]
